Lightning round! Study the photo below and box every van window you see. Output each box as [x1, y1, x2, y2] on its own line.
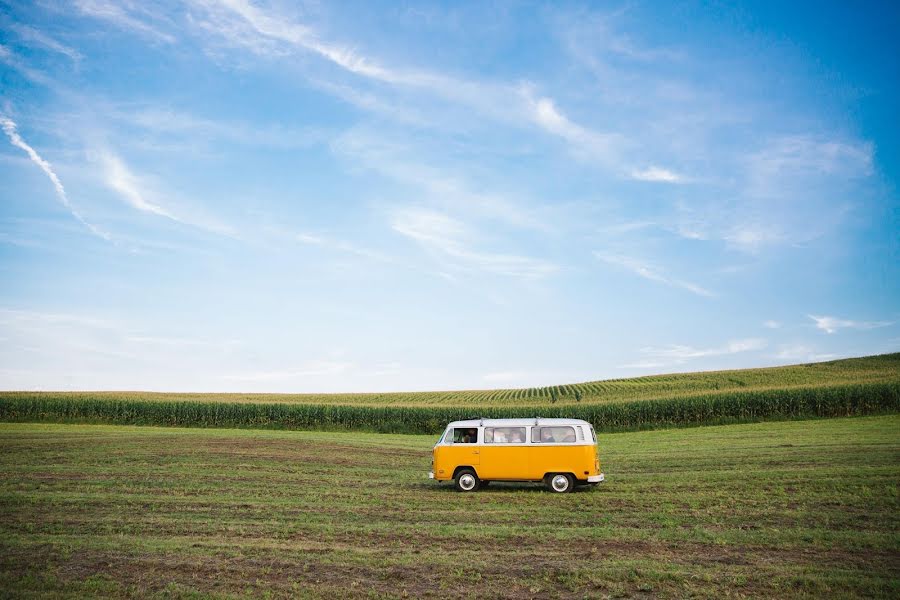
[452, 428, 479, 443]
[484, 427, 526, 443]
[532, 426, 577, 443]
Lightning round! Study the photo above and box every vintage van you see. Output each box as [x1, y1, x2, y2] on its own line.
[429, 418, 605, 493]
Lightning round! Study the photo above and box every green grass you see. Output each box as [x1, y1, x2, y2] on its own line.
[1, 416, 898, 598]
[1, 353, 898, 434]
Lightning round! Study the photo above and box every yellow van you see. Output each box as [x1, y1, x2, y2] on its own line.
[429, 418, 605, 493]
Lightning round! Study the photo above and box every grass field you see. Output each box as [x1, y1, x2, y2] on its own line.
[1, 416, 898, 598]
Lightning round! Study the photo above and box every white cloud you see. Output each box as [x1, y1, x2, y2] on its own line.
[774, 344, 837, 362]
[746, 136, 874, 190]
[124, 107, 327, 149]
[643, 338, 767, 360]
[92, 148, 234, 236]
[94, 149, 176, 219]
[1, 116, 111, 241]
[9, 24, 83, 63]
[594, 252, 714, 297]
[630, 166, 685, 183]
[75, 0, 176, 44]
[621, 338, 767, 369]
[763, 320, 781, 329]
[192, 1, 631, 170]
[331, 129, 548, 231]
[808, 314, 894, 335]
[189, 0, 419, 83]
[518, 86, 623, 166]
[392, 207, 557, 280]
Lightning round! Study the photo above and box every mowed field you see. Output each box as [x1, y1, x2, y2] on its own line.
[1, 416, 898, 599]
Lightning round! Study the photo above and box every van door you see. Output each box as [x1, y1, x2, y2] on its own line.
[449, 427, 480, 466]
[479, 426, 528, 480]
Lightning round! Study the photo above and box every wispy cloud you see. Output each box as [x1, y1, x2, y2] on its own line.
[1, 116, 111, 241]
[296, 232, 393, 263]
[774, 344, 837, 362]
[332, 129, 548, 231]
[518, 85, 625, 167]
[630, 166, 685, 183]
[594, 252, 714, 297]
[746, 136, 874, 193]
[392, 207, 557, 280]
[92, 147, 234, 236]
[763, 320, 781, 329]
[0, 44, 60, 88]
[8, 23, 83, 63]
[620, 338, 767, 368]
[123, 107, 327, 150]
[808, 314, 894, 334]
[75, 0, 176, 44]
[191, 1, 634, 172]
[94, 149, 176, 219]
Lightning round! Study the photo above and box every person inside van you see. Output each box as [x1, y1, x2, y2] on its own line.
[463, 428, 477, 443]
[511, 430, 524, 443]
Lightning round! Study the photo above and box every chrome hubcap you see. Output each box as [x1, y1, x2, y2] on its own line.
[459, 474, 476, 490]
[551, 475, 569, 492]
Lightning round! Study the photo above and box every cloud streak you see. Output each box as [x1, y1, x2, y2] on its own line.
[808, 314, 894, 334]
[392, 207, 557, 280]
[92, 147, 235, 236]
[75, 0, 176, 44]
[620, 338, 767, 369]
[95, 149, 176, 219]
[594, 252, 714, 297]
[8, 23, 83, 63]
[191, 1, 643, 173]
[1, 117, 111, 241]
[630, 166, 685, 183]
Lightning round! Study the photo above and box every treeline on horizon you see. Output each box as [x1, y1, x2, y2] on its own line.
[1, 381, 897, 435]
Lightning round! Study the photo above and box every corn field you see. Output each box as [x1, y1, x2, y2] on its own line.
[1, 381, 897, 435]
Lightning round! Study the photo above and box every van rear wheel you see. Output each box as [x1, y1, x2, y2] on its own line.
[454, 468, 480, 492]
[545, 473, 574, 493]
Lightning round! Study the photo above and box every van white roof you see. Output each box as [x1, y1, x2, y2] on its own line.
[446, 418, 592, 428]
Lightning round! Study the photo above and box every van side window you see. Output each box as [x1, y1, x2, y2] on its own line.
[532, 426, 576, 443]
[484, 427, 526, 443]
[452, 428, 479, 443]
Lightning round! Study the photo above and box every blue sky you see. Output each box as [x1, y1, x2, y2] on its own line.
[0, 1, 897, 393]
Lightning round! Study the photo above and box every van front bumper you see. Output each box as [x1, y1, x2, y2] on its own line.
[587, 473, 605, 483]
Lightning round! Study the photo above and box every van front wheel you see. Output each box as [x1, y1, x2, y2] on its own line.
[455, 469, 480, 492]
[545, 473, 574, 493]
